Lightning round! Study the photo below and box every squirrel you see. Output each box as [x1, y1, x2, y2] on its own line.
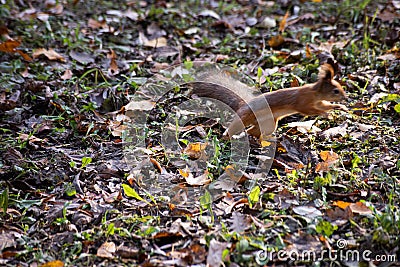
[186, 63, 348, 138]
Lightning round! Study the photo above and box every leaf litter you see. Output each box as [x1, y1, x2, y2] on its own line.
[0, 0, 399, 266]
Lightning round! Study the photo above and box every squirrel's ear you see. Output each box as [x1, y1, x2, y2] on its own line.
[318, 63, 335, 81]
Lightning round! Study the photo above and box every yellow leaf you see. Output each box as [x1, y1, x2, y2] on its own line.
[41, 260, 64, 267]
[260, 140, 271, 147]
[179, 168, 190, 178]
[333, 200, 351, 210]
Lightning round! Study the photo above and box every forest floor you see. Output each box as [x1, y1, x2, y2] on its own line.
[0, 0, 399, 266]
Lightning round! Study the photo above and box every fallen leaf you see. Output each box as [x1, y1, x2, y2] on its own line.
[321, 122, 348, 138]
[19, 133, 45, 144]
[179, 168, 191, 178]
[207, 239, 229, 267]
[0, 233, 17, 251]
[228, 211, 251, 233]
[0, 39, 21, 52]
[320, 151, 339, 162]
[369, 92, 388, 104]
[139, 31, 167, 48]
[293, 205, 322, 219]
[41, 260, 64, 267]
[88, 18, 107, 29]
[97, 241, 116, 259]
[182, 169, 211, 186]
[183, 142, 208, 159]
[122, 183, 150, 205]
[305, 44, 312, 58]
[69, 50, 94, 64]
[333, 200, 351, 210]
[268, 35, 284, 48]
[199, 9, 221, 20]
[349, 202, 372, 215]
[106, 9, 139, 20]
[61, 69, 73, 80]
[125, 100, 155, 111]
[356, 123, 375, 132]
[107, 49, 119, 75]
[326, 207, 352, 223]
[33, 48, 65, 62]
[316, 151, 339, 172]
[287, 120, 321, 134]
[0, 39, 32, 61]
[279, 11, 289, 32]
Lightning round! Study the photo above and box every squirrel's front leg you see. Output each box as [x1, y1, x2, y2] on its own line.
[315, 101, 348, 112]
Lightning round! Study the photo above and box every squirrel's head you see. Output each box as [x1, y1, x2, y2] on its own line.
[315, 63, 346, 102]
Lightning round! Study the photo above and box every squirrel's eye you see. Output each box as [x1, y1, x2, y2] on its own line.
[333, 89, 340, 94]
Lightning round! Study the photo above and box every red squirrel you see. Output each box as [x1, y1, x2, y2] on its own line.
[188, 63, 348, 138]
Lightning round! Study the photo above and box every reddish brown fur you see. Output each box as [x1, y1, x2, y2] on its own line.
[190, 63, 347, 138]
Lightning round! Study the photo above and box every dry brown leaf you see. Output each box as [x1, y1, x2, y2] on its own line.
[183, 142, 208, 159]
[19, 133, 45, 144]
[107, 49, 119, 75]
[287, 120, 320, 134]
[349, 202, 372, 215]
[0, 39, 21, 52]
[305, 44, 312, 58]
[150, 157, 164, 173]
[315, 151, 339, 172]
[97, 241, 116, 259]
[182, 170, 211, 186]
[320, 151, 339, 163]
[268, 35, 284, 48]
[33, 48, 66, 62]
[0, 39, 32, 60]
[48, 4, 64, 15]
[61, 69, 73, 80]
[109, 122, 127, 137]
[224, 165, 245, 183]
[326, 207, 352, 222]
[69, 50, 95, 64]
[290, 77, 299, 88]
[186, 142, 207, 152]
[88, 18, 107, 29]
[279, 11, 289, 32]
